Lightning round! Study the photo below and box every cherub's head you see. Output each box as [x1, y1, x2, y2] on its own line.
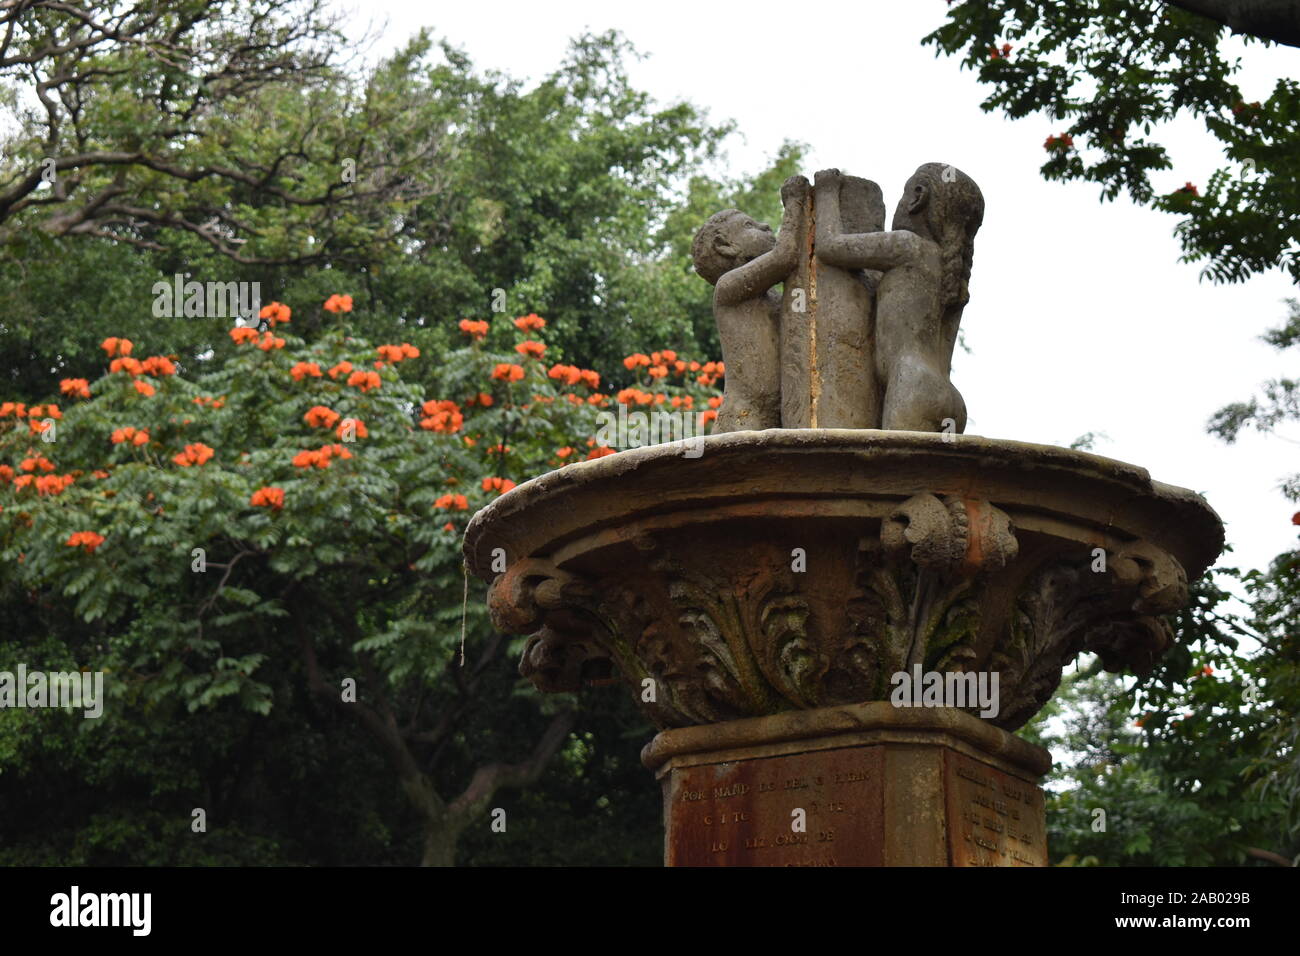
[892, 163, 985, 307]
[691, 209, 776, 285]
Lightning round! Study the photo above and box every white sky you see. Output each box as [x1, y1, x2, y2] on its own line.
[345, 0, 1300, 578]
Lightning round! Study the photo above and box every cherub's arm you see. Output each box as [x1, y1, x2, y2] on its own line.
[815, 169, 923, 273]
[715, 176, 808, 307]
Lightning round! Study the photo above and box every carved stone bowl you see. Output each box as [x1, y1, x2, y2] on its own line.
[463, 430, 1223, 732]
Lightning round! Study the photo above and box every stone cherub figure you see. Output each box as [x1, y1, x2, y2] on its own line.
[816, 163, 984, 433]
[691, 175, 809, 433]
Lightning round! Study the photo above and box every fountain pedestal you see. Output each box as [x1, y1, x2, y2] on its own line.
[645, 702, 1050, 866]
[464, 430, 1223, 867]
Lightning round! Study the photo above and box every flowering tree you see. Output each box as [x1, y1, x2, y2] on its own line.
[0, 297, 722, 865]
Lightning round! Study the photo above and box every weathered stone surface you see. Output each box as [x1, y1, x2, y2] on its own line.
[647, 702, 1050, 866]
[695, 163, 981, 433]
[465, 430, 1223, 732]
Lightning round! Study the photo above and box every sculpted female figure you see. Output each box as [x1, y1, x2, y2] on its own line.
[815, 163, 984, 433]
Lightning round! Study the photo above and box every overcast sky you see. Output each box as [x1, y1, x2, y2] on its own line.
[347, 1, 1299, 578]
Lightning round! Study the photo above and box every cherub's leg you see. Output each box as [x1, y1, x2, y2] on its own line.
[880, 351, 967, 433]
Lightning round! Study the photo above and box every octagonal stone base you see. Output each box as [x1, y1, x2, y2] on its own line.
[644, 702, 1052, 867]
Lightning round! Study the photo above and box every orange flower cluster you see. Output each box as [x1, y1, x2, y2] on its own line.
[586, 445, 616, 460]
[514, 340, 546, 359]
[459, 319, 489, 340]
[707, 395, 723, 409]
[60, 378, 91, 399]
[258, 332, 286, 351]
[303, 405, 341, 429]
[251, 486, 285, 510]
[556, 447, 573, 459]
[547, 364, 600, 389]
[327, 361, 353, 380]
[1044, 133, 1074, 150]
[230, 326, 260, 345]
[989, 42, 1012, 59]
[421, 399, 463, 433]
[434, 493, 469, 510]
[134, 380, 156, 397]
[669, 395, 695, 410]
[481, 476, 517, 494]
[172, 443, 215, 467]
[35, 473, 75, 495]
[491, 363, 525, 382]
[292, 443, 352, 469]
[110, 357, 143, 375]
[336, 418, 368, 440]
[616, 388, 664, 406]
[0, 402, 28, 417]
[193, 395, 226, 409]
[323, 294, 353, 314]
[347, 369, 381, 392]
[376, 343, 420, 363]
[291, 361, 323, 381]
[101, 337, 133, 357]
[111, 427, 150, 446]
[260, 302, 292, 326]
[466, 392, 494, 407]
[699, 409, 719, 426]
[20, 455, 55, 472]
[514, 313, 545, 332]
[696, 360, 724, 386]
[0, 465, 12, 483]
[486, 443, 511, 456]
[66, 531, 105, 553]
[142, 356, 177, 376]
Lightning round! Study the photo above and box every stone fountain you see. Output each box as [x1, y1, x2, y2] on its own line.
[463, 166, 1223, 866]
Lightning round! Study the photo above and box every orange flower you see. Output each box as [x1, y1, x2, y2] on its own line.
[491, 363, 525, 382]
[377, 343, 419, 363]
[336, 418, 368, 440]
[648, 365, 668, 379]
[707, 395, 723, 409]
[101, 337, 133, 357]
[347, 370, 381, 392]
[323, 294, 353, 314]
[0, 402, 24, 417]
[20, 455, 55, 472]
[700, 409, 719, 426]
[111, 427, 150, 446]
[60, 378, 91, 399]
[230, 326, 260, 345]
[514, 313, 546, 332]
[586, 445, 616, 460]
[0, 465, 12, 484]
[623, 353, 650, 370]
[141, 355, 177, 376]
[303, 405, 341, 429]
[110, 356, 143, 375]
[420, 399, 463, 433]
[291, 443, 351, 470]
[251, 486, 285, 510]
[487, 444, 512, 455]
[458, 319, 489, 340]
[172, 443, 214, 467]
[580, 370, 600, 389]
[434, 493, 470, 511]
[133, 379, 156, 397]
[291, 361, 323, 381]
[471, 392, 494, 407]
[556, 447, 573, 459]
[257, 332, 286, 351]
[481, 476, 517, 494]
[35, 473, 74, 495]
[327, 360, 353, 380]
[514, 340, 546, 359]
[13, 474, 34, 489]
[259, 301, 292, 326]
[548, 363, 582, 385]
[66, 531, 106, 553]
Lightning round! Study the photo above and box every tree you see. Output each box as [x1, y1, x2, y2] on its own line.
[0, 0, 446, 264]
[0, 298, 723, 864]
[925, 0, 1300, 284]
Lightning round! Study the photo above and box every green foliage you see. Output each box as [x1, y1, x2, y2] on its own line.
[925, 0, 1300, 283]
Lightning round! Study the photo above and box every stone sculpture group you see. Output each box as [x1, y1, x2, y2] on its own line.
[692, 165, 984, 435]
